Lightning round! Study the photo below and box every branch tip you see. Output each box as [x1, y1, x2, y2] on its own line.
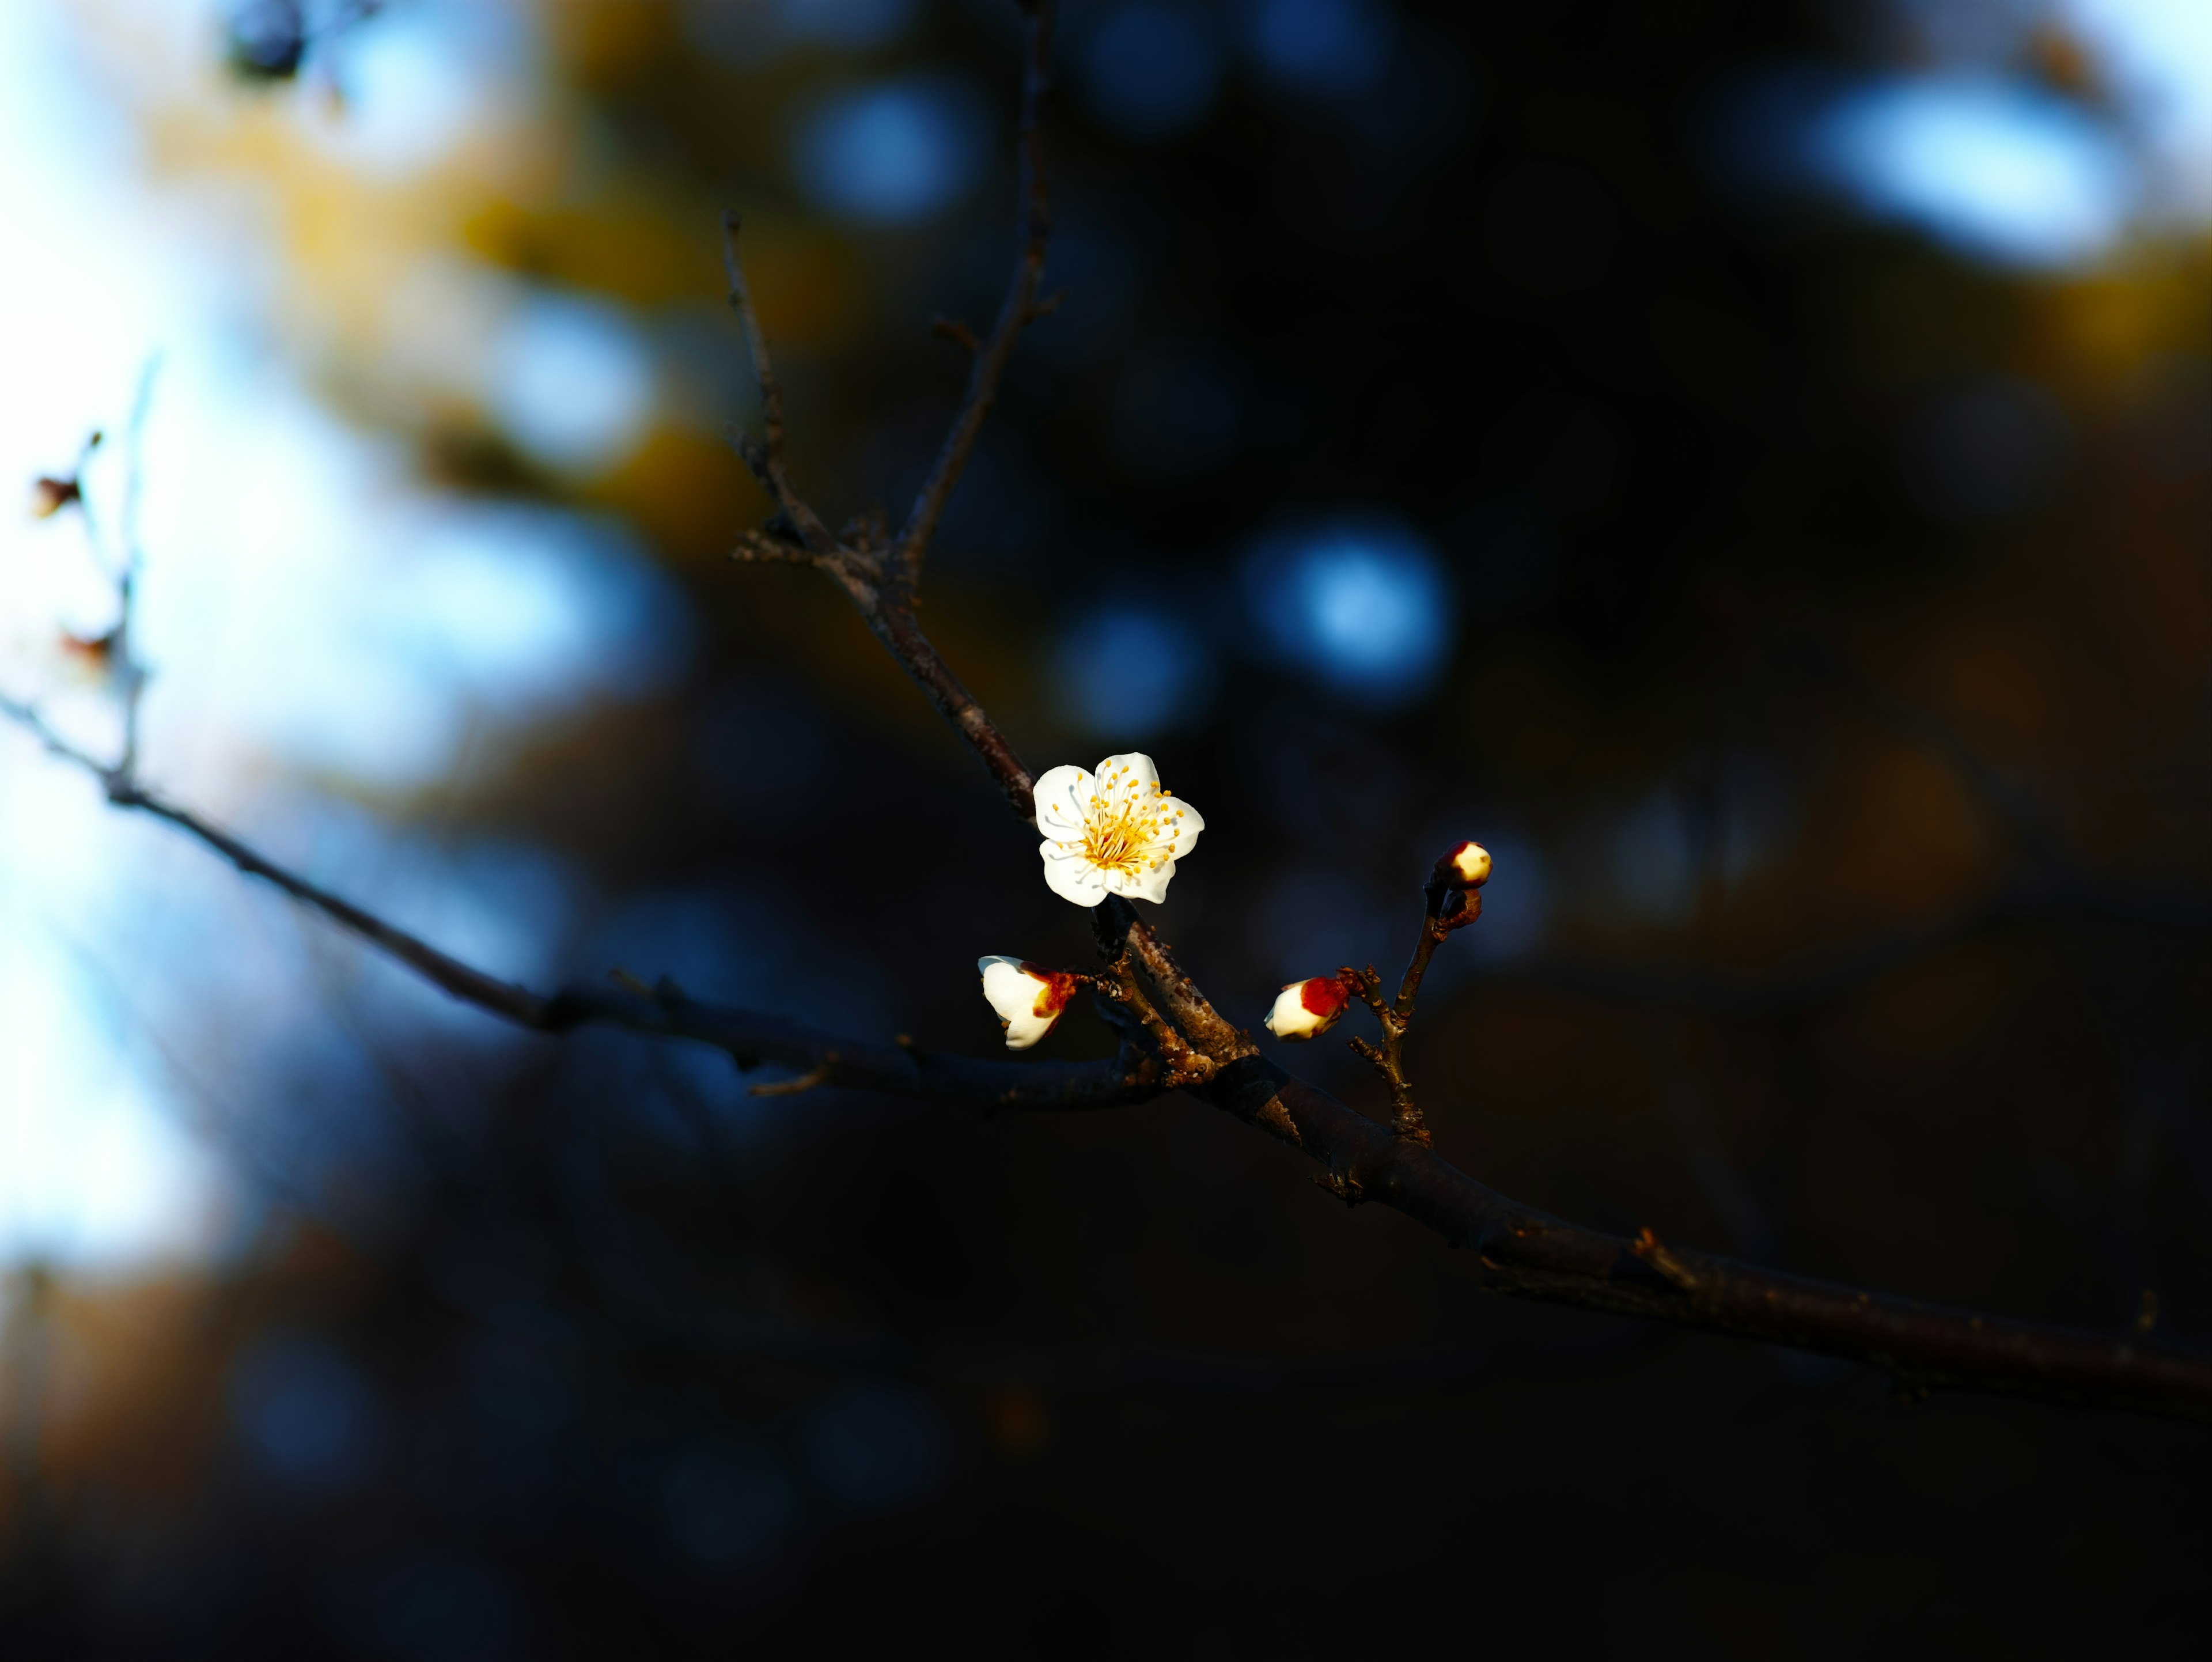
[751, 1054, 837, 1097]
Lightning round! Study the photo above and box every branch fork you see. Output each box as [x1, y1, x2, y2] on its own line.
[10, 0, 2212, 1424]
[1321, 849, 1492, 1145]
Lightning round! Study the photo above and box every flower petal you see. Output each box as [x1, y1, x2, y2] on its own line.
[1095, 752, 1161, 797]
[1032, 764, 1097, 839]
[1040, 843, 1108, 906]
[980, 955, 1067, 1048]
[979, 956, 1035, 1019]
[1146, 796, 1203, 859]
[1125, 860, 1176, 904]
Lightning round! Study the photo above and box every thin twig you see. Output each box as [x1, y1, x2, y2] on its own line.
[1100, 899, 1251, 1062]
[809, 554, 1036, 819]
[1093, 953, 1213, 1088]
[1342, 876, 1479, 1143]
[0, 711, 1152, 1108]
[114, 356, 161, 782]
[720, 213, 835, 552]
[931, 316, 981, 354]
[730, 527, 821, 566]
[10, 0, 2210, 1423]
[750, 1055, 837, 1097]
[10, 701, 2212, 1417]
[892, 0, 1056, 586]
[1196, 1060, 2212, 1420]
[109, 777, 554, 1025]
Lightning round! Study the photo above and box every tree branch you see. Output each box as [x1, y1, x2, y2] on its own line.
[90, 765, 1162, 1107]
[10, 707, 2211, 1419]
[825, 558, 1036, 821]
[891, 0, 1056, 586]
[1195, 1059, 2212, 1421]
[1341, 874, 1480, 1144]
[683, 0, 2212, 1420]
[720, 213, 836, 554]
[717, 19, 1049, 821]
[10, 0, 2207, 1426]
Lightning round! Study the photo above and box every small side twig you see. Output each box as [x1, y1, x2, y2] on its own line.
[13, 0, 2207, 1428]
[720, 211, 835, 554]
[1632, 1225, 1703, 1292]
[890, 0, 1056, 586]
[731, 527, 824, 567]
[751, 1054, 838, 1097]
[1341, 861, 1484, 1144]
[931, 316, 982, 354]
[1093, 952, 1214, 1088]
[716, 23, 1049, 822]
[15, 667, 2212, 1419]
[1101, 900, 1251, 1065]
[113, 355, 160, 782]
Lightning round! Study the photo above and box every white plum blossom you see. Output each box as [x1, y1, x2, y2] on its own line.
[978, 956, 1079, 1050]
[1263, 974, 1355, 1042]
[1033, 752, 1203, 907]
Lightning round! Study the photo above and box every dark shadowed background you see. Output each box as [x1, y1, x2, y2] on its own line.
[1, 0, 2208, 1655]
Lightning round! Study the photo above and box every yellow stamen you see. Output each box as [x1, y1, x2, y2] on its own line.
[1080, 783, 1169, 877]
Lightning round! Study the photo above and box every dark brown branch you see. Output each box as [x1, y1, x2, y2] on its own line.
[1340, 876, 1481, 1144]
[730, 527, 822, 567]
[1098, 899, 1251, 1062]
[551, 982, 1157, 1110]
[891, 0, 1055, 585]
[1193, 1058, 2212, 1421]
[930, 315, 982, 354]
[748, 1054, 836, 1097]
[13, 689, 2212, 1419]
[112, 357, 160, 782]
[713, 1, 1056, 820]
[815, 554, 1037, 820]
[12, 0, 2203, 1425]
[1093, 951, 1214, 1088]
[719, 213, 835, 553]
[714, 5, 1058, 821]
[0, 712, 1156, 1110]
[110, 778, 555, 1026]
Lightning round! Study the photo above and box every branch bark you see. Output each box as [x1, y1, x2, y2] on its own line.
[890, 0, 1056, 587]
[694, 0, 2212, 1421]
[9, 0, 2209, 1426]
[32, 739, 2212, 1420]
[10, 719, 2211, 1419]
[1197, 1060, 2212, 1422]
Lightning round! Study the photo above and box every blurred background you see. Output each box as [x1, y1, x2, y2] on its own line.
[1, 0, 2207, 1653]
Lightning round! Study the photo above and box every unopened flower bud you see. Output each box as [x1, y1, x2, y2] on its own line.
[978, 956, 1080, 1050]
[1263, 974, 1355, 1042]
[1435, 840, 1491, 888]
[29, 476, 79, 519]
[58, 627, 119, 682]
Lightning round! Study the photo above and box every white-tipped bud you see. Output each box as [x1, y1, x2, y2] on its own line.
[978, 956, 1078, 1051]
[1437, 840, 1492, 888]
[55, 627, 121, 690]
[1263, 975, 1354, 1042]
[29, 476, 78, 519]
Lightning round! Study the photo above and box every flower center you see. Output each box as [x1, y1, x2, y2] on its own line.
[1081, 775, 1172, 876]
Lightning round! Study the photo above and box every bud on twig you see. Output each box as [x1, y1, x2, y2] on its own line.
[29, 476, 81, 518]
[1263, 972, 1357, 1042]
[58, 627, 122, 685]
[978, 956, 1081, 1050]
[1434, 840, 1491, 889]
